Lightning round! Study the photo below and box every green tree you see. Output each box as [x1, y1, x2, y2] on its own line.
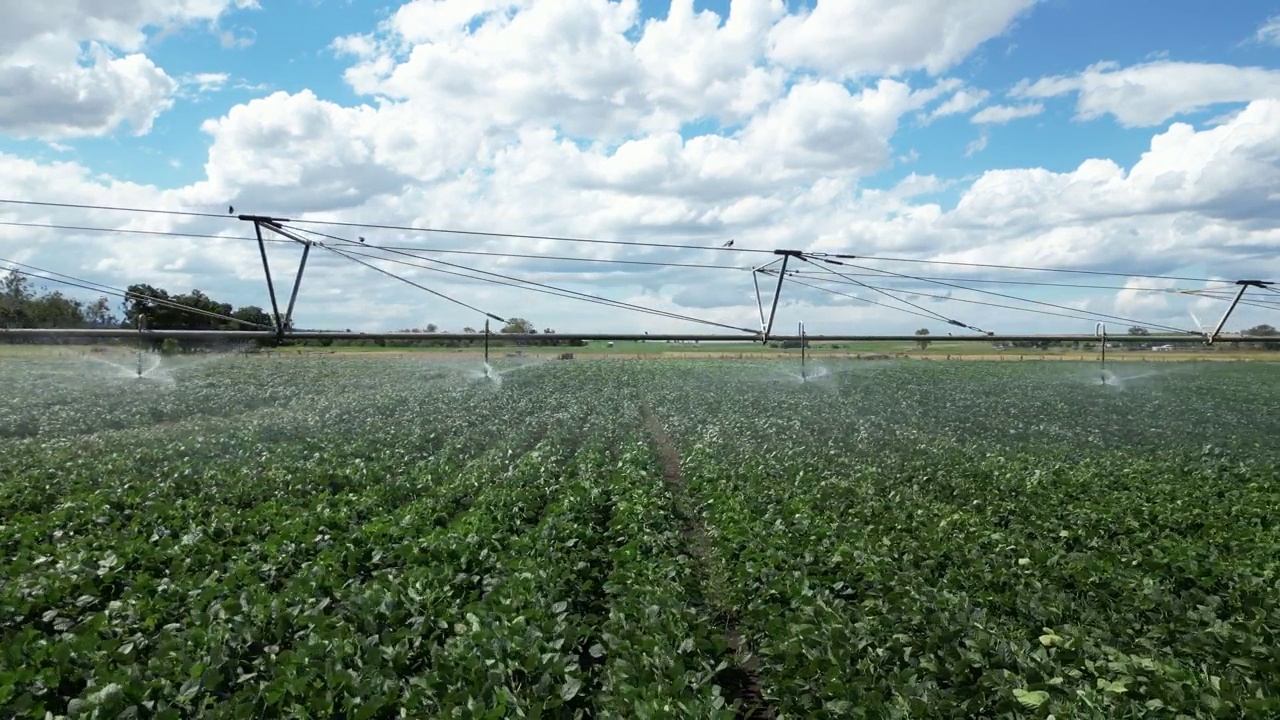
[121, 284, 173, 328]
[501, 317, 534, 334]
[0, 273, 90, 329]
[915, 327, 931, 350]
[231, 305, 273, 329]
[1244, 324, 1279, 350]
[84, 297, 116, 327]
[171, 290, 234, 329]
[1, 270, 35, 328]
[1128, 326, 1150, 335]
[25, 291, 85, 328]
[2, 270, 34, 304]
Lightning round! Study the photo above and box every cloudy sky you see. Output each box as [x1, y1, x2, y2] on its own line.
[1, 0, 1278, 335]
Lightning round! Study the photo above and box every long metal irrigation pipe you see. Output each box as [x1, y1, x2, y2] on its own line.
[0, 328, 1204, 343]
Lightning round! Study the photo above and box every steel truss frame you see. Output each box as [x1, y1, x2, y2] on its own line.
[6, 219, 1267, 347]
[244, 214, 313, 340]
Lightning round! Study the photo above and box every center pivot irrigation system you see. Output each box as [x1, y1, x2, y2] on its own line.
[1, 198, 1276, 382]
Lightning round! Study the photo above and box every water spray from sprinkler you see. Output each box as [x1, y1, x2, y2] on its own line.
[483, 318, 491, 379]
[799, 321, 807, 383]
[137, 315, 147, 378]
[1095, 322, 1107, 385]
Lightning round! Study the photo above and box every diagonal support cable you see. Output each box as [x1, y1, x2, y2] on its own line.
[338, 245, 757, 332]
[0, 259, 272, 329]
[793, 271, 1155, 327]
[798, 254, 988, 334]
[814, 255, 1196, 336]
[285, 224, 759, 335]
[773, 273, 952, 324]
[1205, 280, 1273, 344]
[326, 245, 507, 323]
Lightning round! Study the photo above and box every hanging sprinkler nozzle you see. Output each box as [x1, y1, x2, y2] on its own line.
[799, 321, 807, 383]
[1095, 322, 1107, 385]
[136, 315, 147, 378]
[483, 318, 491, 379]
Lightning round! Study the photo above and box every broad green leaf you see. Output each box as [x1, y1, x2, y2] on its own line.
[1013, 689, 1049, 708]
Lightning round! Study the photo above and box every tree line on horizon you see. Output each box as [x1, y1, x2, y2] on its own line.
[0, 270, 272, 341]
[3, 270, 1275, 349]
[0, 271, 577, 347]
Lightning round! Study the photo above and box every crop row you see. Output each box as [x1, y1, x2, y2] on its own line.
[2, 356, 1278, 717]
[1, 359, 755, 717]
[647, 362, 1280, 718]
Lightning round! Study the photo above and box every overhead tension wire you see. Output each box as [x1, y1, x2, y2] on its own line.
[798, 254, 988, 334]
[284, 224, 759, 335]
[0, 258, 270, 329]
[254, 221, 507, 325]
[326, 246, 507, 323]
[0, 198, 1263, 284]
[0, 198, 763, 255]
[338, 246, 752, 332]
[812, 254, 1197, 335]
[809, 251, 1239, 285]
[792, 271, 1178, 327]
[0, 220, 749, 272]
[771, 273, 945, 324]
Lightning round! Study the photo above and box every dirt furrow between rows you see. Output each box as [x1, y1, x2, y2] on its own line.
[642, 407, 774, 720]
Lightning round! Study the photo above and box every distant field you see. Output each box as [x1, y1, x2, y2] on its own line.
[284, 339, 1277, 362]
[3, 339, 1277, 364]
[2, 355, 1278, 716]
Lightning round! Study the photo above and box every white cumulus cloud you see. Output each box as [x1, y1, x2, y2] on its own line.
[1, 1, 1278, 336]
[1013, 60, 1280, 127]
[927, 88, 991, 121]
[0, 0, 255, 139]
[971, 103, 1044, 124]
[1254, 14, 1280, 46]
[767, 0, 1034, 77]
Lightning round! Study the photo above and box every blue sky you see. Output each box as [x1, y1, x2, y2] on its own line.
[1, 0, 1278, 333]
[7, 0, 1277, 194]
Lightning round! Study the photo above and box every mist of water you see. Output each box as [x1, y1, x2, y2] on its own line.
[1049, 362, 1175, 391]
[442, 357, 553, 388]
[782, 364, 833, 384]
[70, 347, 248, 387]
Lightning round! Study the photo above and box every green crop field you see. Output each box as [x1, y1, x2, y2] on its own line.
[2, 353, 1278, 718]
